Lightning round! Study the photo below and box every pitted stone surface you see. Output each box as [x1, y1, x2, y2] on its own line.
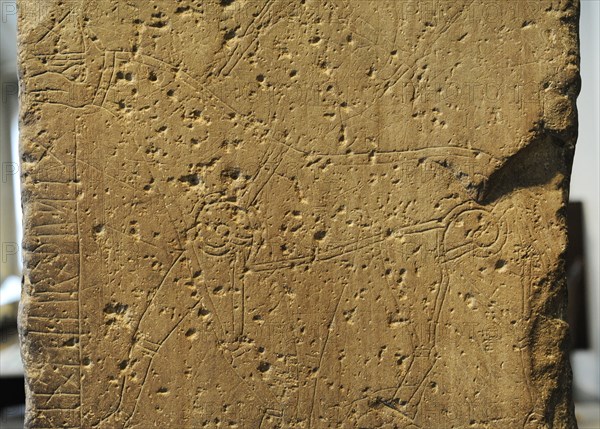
[18, 1, 579, 428]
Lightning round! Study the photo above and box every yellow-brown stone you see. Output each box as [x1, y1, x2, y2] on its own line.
[18, 1, 580, 427]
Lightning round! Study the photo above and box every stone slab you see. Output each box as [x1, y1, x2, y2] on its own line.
[18, 1, 580, 427]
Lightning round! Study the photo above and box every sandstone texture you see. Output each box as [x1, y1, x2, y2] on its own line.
[18, 1, 580, 428]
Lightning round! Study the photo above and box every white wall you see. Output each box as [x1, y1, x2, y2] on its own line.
[570, 0, 600, 400]
[0, 0, 19, 282]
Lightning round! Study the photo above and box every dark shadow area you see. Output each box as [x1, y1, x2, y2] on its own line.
[567, 202, 590, 350]
[479, 135, 569, 205]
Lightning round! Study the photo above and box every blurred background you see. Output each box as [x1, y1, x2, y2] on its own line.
[1, 1, 598, 428]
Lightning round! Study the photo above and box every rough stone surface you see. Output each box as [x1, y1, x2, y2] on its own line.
[18, 1, 580, 428]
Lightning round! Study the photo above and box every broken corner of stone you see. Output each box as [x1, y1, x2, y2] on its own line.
[17, 1, 580, 428]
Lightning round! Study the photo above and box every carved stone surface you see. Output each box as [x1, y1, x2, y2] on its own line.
[18, 1, 580, 428]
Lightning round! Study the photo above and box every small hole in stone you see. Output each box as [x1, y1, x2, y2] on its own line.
[313, 230, 327, 240]
[224, 28, 236, 40]
[495, 259, 506, 269]
[257, 361, 271, 372]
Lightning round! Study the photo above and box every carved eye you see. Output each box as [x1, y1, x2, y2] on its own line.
[196, 202, 256, 255]
[201, 222, 230, 251]
[215, 224, 231, 237]
[443, 207, 505, 261]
